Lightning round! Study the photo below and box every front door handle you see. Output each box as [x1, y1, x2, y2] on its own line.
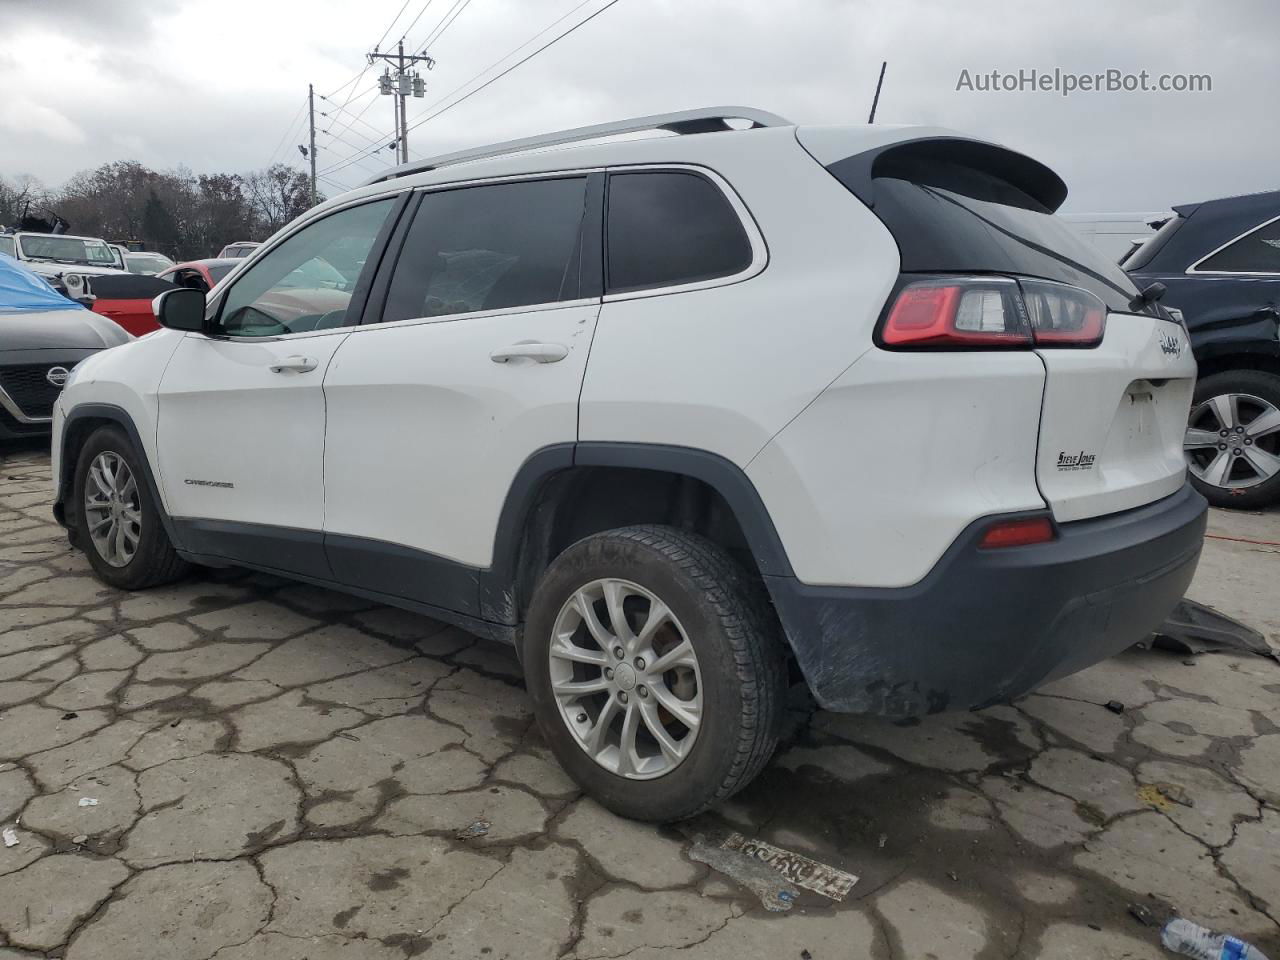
[269, 355, 318, 374]
[490, 342, 569, 364]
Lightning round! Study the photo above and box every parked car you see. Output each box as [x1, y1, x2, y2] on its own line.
[0, 254, 130, 440]
[1, 231, 126, 299]
[51, 108, 1205, 820]
[123, 251, 174, 276]
[1126, 190, 1280, 508]
[217, 241, 261, 259]
[82, 273, 176, 336]
[157, 258, 239, 293]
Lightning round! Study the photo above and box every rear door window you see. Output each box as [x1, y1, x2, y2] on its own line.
[1193, 217, 1280, 274]
[605, 171, 752, 294]
[380, 176, 589, 324]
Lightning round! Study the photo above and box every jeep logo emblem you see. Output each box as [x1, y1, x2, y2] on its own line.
[46, 366, 70, 387]
[1159, 334, 1183, 358]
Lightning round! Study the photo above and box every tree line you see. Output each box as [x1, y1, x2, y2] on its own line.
[0, 162, 321, 262]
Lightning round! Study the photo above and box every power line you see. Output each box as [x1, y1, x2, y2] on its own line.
[396, 0, 441, 47]
[266, 94, 310, 168]
[320, 0, 624, 179]
[402, 0, 621, 140]
[375, 0, 415, 50]
[415, 0, 472, 50]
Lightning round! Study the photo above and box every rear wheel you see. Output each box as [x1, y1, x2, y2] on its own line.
[522, 525, 786, 822]
[73, 426, 190, 589]
[1185, 370, 1280, 509]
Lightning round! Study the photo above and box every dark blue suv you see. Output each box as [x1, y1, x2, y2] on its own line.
[1126, 190, 1280, 508]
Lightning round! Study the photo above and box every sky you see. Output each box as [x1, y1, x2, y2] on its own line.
[0, 0, 1276, 213]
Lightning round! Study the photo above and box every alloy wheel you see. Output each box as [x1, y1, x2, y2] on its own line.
[548, 578, 703, 780]
[84, 451, 141, 568]
[1185, 392, 1280, 491]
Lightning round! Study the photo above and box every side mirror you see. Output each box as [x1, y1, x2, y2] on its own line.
[152, 288, 206, 332]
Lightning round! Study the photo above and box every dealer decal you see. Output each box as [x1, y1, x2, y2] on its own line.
[1159, 333, 1184, 358]
[1057, 450, 1097, 471]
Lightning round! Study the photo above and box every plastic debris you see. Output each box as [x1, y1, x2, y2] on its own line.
[689, 835, 801, 912]
[2, 827, 17, 847]
[455, 820, 491, 840]
[1161, 917, 1271, 959]
[1151, 600, 1277, 661]
[692, 833, 858, 908]
[72, 835, 88, 845]
[877, 833, 888, 849]
[1106, 700, 1126, 714]
[78, 798, 99, 807]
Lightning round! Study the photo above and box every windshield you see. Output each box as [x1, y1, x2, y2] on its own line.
[18, 234, 118, 266]
[0, 236, 14, 258]
[125, 254, 174, 275]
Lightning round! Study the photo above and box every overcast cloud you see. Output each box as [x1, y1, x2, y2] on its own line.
[0, 0, 1276, 212]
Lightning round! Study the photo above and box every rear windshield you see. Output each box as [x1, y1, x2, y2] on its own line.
[1123, 214, 1185, 272]
[832, 158, 1147, 314]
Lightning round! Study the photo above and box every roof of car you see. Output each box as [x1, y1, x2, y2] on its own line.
[15, 231, 111, 243]
[167, 258, 240, 270]
[1173, 188, 1280, 219]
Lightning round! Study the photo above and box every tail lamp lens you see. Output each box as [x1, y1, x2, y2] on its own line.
[880, 276, 1107, 349]
[979, 516, 1056, 549]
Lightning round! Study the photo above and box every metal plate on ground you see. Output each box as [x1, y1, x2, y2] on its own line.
[720, 832, 859, 901]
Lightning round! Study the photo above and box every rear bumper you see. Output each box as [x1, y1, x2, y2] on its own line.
[766, 482, 1207, 717]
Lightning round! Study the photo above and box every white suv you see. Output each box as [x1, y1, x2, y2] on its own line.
[51, 108, 1206, 820]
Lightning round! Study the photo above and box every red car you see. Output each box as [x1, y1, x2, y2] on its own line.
[84, 259, 239, 335]
[158, 258, 240, 293]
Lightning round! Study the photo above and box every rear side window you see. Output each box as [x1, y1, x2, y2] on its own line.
[827, 149, 1146, 313]
[381, 176, 587, 324]
[606, 171, 752, 293]
[1194, 217, 1280, 274]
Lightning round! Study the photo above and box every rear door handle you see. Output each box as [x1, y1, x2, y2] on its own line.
[269, 355, 318, 373]
[489, 342, 569, 364]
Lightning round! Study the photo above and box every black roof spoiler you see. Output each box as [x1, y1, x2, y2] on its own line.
[827, 136, 1068, 213]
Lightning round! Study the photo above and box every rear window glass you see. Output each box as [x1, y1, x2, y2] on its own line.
[1195, 217, 1280, 274]
[1123, 215, 1184, 272]
[831, 157, 1146, 313]
[382, 176, 587, 323]
[606, 171, 752, 293]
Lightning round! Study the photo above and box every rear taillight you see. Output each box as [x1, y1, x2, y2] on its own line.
[879, 276, 1107, 349]
[978, 516, 1056, 549]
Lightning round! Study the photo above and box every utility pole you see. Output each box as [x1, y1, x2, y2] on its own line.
[371, 41, 432, 165]
[308, 83, 317, 204]
[868, 60, 887, 123]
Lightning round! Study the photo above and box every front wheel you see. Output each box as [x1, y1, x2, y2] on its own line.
[522, 525, 786, 822]
[73, 426, 190, 590]
[1185, 370, 1280, 509]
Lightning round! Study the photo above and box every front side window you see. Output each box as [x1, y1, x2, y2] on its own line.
[606, 171, 753, 294]
[217, 199, 394, 337]
[1195, 217, 1280, 274]
[381, 176, 588, 325]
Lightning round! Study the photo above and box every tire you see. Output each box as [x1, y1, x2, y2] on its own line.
[522, 524, 786, 822]
[73, 425, 190, 590]
[1185, 370, 1280, 510]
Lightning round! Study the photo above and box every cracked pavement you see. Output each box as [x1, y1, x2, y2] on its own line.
[1, 442, 1278, 960]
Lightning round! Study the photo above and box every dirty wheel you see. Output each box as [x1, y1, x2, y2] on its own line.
[523, 525, 785, 822]
[1185, 370, 1280, 509]
[73, 425, 190, 590]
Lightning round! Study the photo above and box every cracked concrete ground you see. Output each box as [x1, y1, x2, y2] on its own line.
[1, 441, 1278, 960]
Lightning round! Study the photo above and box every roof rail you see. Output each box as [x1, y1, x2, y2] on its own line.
[361, 106, 791, 185]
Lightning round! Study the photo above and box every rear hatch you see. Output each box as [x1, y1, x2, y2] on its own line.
[803, 128, 1195, 522]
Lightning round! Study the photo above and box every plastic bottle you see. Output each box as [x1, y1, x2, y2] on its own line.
[1161, 918, 1271, 960]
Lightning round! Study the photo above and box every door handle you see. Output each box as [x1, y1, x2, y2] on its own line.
[269, 355, 318, 373]
[489, 342, 569, 364]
